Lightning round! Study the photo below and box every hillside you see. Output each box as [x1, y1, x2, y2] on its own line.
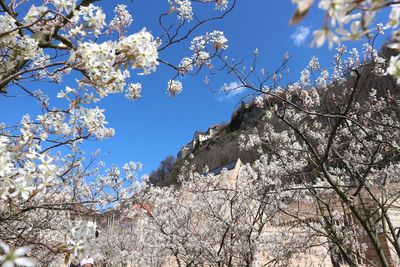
[149, 44, 400, 187]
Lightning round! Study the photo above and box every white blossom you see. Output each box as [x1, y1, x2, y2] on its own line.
[0, 242, 35, 267]
[79, 4, 106, 36]
[118, 28, 159, 74]
[207, 30, 228, 50]
[125, 83, 142, 100]
[108, 4, 133, 36]
[214, 0, 229, 11]
[178, 57, 194, 74]
[308, 56, 320, 71]
[386, 55, 400, 84]
[169, 0, 193, 21]
[167, 80, 183, 96]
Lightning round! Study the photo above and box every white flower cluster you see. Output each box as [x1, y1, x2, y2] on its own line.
[316, 69, 329, 87]
[0, 1, 159, 99]
[292, 0, 398, 49]
[0, 126, 56, 201]
[0, 14, 43, 77]
[51, 0, 76, 13]
[23, 5, 54, 33]
[108, 4, 133, 36]
[79, 106, 114, 139]
[72, 41, 123, 95]
[74, 42, 110, 66]
[182, 30, 228, 72]
[300, 69, 310, 86]
[117, 28, 159, 74]
[0, 241, 35, 267]
[125, 83, 142, 100]
[388, 4, 400, 29]
[308, 56, 320, 71]
[16, 36, 42, 61]
[67, 219, 97, 256]
[386, 55, 400, 84]
[169, 0, 193, 21]
[94, 127, 116, 140]
[254, 95, 265, 108]
[208, 30, 228, 50]
[194, 50, 211, 67]
[40, 89, 116, 139]
[167, 0, 228, 21]
[190, 31, 228, 51]
[54, 3, 106, 38]
[122, 161, 143, 180]
[38, 112, 67, 136]
[0, 13, 17, 39]
[298, 44, 388, 90]
[79, 4, 106, 36]
[190, 36, 207, 52]
[167, 79, 183, 96]
[213, 0, 229, 11]
[178, 57, 194, 74]
[70, 28, 158, 95]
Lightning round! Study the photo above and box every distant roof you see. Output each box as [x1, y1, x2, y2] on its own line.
[209, 160, 239, 175]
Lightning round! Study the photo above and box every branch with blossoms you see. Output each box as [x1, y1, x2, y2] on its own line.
[291, 0, 400, 84]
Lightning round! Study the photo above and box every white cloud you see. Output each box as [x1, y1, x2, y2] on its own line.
[218, 81, 246, 101]
[291, 26, 311, 46]
[222, 81, 244, 95]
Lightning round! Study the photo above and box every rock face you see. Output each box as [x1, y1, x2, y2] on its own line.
[174, 100, 268, 175]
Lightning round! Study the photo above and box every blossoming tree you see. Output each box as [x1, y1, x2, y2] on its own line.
[0, 0, 233, 265]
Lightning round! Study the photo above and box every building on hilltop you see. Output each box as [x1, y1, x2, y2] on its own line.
[177, 124, 223, 160]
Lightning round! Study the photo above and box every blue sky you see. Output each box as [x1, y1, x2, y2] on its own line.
[0, 0, 391, 176]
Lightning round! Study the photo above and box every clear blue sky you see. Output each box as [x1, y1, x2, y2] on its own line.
[0, 0, 390, 175]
